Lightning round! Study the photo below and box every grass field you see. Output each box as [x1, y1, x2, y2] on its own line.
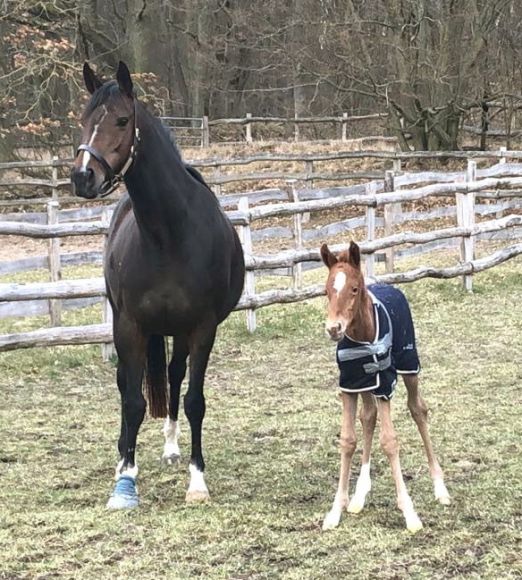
[0, 257, 521, 579]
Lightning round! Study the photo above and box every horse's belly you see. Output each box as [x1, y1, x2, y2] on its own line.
[127, 286, 204, 334]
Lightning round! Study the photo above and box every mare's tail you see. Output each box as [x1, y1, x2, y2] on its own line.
[145, 335, 168, 418]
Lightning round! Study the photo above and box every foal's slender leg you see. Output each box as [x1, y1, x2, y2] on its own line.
[348, 392, 377, 514]
[184, 324, 217, 503]
[402, 374, 450, 505]
[376, 398, 423, 533]
[323, 393, 358, 530]
[162, 335, 190, 464]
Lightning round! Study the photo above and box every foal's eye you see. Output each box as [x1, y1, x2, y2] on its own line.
[116, 116, 129, 127]
[352, 287, 359, 295]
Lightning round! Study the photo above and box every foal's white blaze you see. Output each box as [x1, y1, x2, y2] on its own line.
[333, 272, 347, 293]
[115, 457, 138, 481]
[81, 106, 108, 169]
[347, 462, 372, 514]
[162, 417, 181, 461]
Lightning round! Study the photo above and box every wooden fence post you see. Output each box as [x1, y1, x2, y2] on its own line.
[213, 164, 222, 197]
[294, 114, 300, 142]
[202, 115, 210, 148]
[245, 113, 253, 143]
[383, 170, 402, 274]
[499, 146, 507, 164]
[456, 160, 476, 292]
[238, 197, 256, 332]
[365, 182, 376, 278]
[302, 160, 314, 224]
[101, 207, 115, 360]
[288, 181, 303, 289]
[392, 158, 402, 174]
[47, 199, 62, 326]
[341, 112, 348, 142]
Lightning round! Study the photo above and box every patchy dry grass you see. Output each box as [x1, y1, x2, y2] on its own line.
[0, 257, 521, 579]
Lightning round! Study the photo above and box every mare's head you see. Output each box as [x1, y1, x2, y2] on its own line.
[71, 61, 138, 199]
[321, 241, 366, 342]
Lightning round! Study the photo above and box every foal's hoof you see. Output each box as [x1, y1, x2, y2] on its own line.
[161, 453, 181, 466]
[106, 475, 139, 510]
[322, 509, 342, 530]
[405, 514, 423, 534]
[185, 489, 210, 504]
[347, 497, 365, 514]
[434, 479, 451, 505]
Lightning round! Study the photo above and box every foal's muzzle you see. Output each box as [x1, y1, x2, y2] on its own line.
[325, 321, 344, 342]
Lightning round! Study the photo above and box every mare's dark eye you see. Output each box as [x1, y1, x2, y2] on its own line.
[116, 117, 129, 127]
[352, 287, 359, 294]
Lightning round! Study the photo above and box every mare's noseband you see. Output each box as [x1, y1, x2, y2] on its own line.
[76, 101, 140, 197]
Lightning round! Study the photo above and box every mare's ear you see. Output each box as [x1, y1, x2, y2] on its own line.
[83, 62, 103, 95]
[320, 243, 338, 269]
[348, 241, 361, 268]
[117, 61, 134, 97]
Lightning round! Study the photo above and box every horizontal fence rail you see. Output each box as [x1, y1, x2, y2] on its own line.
[0, 153, 521, 351]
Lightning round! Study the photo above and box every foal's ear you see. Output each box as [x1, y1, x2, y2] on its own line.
[83, 62, 103, 95]
[348, 241, 361, 268]
[116, 61, 134, 97]
[320, 243, 338, 269]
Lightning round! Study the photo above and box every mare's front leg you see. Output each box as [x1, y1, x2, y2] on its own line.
[348, 392, 377, 513]
[184, 324, 217, 503]
[323, 392, 358, 530]
[376, 398, 423, 533]
[162, 335, 190, 465]
[403, 373, 450, 505]
[107, 321, 147, 510]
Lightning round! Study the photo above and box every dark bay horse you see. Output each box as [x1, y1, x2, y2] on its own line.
[320, 241, 450, 532]
[71, 62, 245, 509]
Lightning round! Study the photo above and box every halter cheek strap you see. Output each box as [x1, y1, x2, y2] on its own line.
[76, 102, 140, 197]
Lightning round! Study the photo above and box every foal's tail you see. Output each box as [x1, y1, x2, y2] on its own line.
[145, 335, 168, 418]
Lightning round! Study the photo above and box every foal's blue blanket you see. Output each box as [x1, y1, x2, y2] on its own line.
[336, 283, 420, 400]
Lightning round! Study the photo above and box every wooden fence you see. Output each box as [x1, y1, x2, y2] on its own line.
[157, 110, 522, 147]
[0, 157, 521, 352]
[1, 146, 520, 206]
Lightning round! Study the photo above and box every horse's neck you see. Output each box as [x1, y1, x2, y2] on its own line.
[347, 288, 375, 342]
[124, 115, 190, 242]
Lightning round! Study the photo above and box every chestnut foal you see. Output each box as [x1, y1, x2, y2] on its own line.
[320, 241, 450, 532]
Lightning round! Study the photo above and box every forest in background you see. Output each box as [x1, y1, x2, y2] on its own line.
[1, 0, 521, 156]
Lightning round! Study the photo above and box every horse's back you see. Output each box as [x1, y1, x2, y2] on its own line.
[368, 283, 419, 372]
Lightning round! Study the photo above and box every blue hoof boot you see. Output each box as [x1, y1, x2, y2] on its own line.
[106, 475, 139, 510]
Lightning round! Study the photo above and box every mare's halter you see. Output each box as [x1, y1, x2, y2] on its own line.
[76, 100, 140, 197]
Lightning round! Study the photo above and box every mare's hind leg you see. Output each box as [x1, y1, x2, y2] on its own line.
[107, 321, 147, 509]
[184, 324, 217, 503]
[348, 393, 377, 514]
[162, 335, 190, 464]
[402, 374, 450, 505]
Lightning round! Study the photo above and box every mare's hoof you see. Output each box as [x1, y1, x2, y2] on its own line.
[161, 453, 181, 466]
[185, 489, 210, 504]
[106, 475, 139, 510]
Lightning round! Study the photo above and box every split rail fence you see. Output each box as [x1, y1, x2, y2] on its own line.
[0, 155, 521, 353]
